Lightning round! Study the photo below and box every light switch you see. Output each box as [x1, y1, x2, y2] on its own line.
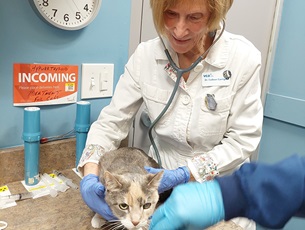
[81, 63, 114, 99]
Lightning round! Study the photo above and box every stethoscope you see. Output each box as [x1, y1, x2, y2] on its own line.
[148, 20, 226, 167]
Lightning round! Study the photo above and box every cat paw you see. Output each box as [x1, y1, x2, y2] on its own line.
[91, 213, 106, 228]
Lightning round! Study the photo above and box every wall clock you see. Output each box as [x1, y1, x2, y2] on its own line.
[32, 0, 102, 30]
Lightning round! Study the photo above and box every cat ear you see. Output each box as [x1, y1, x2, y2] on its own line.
[104, 171, 123, 192]
[147, 171, 164, 190]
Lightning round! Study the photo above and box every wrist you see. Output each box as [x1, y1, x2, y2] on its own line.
[78, 144, 105, 176]
[179, 166, 190, 183]
[187, 169, 196, 181]
[84, 162, 100, 176]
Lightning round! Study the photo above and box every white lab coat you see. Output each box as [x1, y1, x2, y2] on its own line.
[78, 29, 263, 174]
[78, 29, 262, 230]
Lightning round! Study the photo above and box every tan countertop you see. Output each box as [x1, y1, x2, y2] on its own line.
[0, 169, 242, 230]
[0, 169, 96, 230]
[0, 140, 242, 229]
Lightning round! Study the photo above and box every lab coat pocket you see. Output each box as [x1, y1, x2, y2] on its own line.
[142, 83, 172, 126]
[199, 95, 231, 136]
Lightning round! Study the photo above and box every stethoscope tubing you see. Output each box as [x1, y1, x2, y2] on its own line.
[148, 20, 226, 167]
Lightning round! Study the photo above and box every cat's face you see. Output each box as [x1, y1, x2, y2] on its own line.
[103, 171, 163, 230]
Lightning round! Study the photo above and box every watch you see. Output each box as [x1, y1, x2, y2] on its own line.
[32, 0, 102, 30]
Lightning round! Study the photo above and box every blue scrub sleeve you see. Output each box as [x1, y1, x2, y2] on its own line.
[216, 154, 305, 229]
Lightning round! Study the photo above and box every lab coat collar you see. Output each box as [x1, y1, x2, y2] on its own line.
[154, 36, 178, 63]
[154, 26, 230, 69]
[205, 27, 230, 69]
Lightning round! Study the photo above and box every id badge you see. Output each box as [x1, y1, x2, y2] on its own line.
[202, 70, 231, 87]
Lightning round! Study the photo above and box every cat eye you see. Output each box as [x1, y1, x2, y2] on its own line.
[143, 203, 151, 209]
[119, 203, 129, 210]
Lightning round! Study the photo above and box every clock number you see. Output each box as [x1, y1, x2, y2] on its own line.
[52, 9, 57, 17]
[33, 0, 101, 30]
[76, 12, 81, 20]
[42, 0, 49, 7]
[64, 14, 69, 22]
[84, 4, 89, 11]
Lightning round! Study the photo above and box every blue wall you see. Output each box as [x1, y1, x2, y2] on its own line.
[259, 0, 305, 163]
[0, 0, 131, 148]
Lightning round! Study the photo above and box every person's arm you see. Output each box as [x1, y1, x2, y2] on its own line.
[77, 45, 144, 176]
[84, 162, 99, 176]
[149, 180, 225, 230]
[78, 43, 144, 220]
[217, 154, 305, 228]
[149, 154, 305, 230]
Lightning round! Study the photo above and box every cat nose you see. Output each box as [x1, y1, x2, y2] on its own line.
[131, 220, 140, 226]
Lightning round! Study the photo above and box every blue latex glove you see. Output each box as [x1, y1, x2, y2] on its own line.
[80, 174, 117, 220]
[145, 166, 190, 193]
[149, 181, 225, 230]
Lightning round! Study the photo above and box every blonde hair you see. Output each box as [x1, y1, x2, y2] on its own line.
[150, 0, 233, 35]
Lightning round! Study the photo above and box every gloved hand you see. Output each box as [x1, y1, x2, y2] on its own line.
[149, 181, 225, 230]
[145, 166, 190, 193]
[80, 174, 117, 220]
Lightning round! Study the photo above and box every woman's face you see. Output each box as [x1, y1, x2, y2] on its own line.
[163, 0, 211, 55]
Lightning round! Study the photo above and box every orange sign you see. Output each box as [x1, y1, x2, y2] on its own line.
[13, 63, 78, 106]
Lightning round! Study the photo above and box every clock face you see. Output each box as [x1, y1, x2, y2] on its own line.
[33, 0, 102, 30]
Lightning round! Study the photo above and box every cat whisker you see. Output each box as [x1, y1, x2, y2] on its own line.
[113, 225, 126, 230]
[102, 220, 126, 230]
[103, 224, 118, 230]
[101, 222, 117, 230]
[143, 223, 150, 230]
[108, 224, 125, 230]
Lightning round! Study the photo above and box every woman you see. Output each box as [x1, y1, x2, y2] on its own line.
[79, 0, 263, 229]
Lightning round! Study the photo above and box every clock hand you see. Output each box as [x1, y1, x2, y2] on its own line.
[71, 0, 84, 17]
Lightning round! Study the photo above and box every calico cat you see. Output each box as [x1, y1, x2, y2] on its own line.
[91, 147, 164, 230]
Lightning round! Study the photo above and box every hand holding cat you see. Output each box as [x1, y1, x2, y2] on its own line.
[144, 166, 190, 193]
[149, 180, 225, 230]
[80, 174, 117, 221]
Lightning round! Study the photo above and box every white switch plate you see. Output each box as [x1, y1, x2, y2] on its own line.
[81, 63, 114, 99]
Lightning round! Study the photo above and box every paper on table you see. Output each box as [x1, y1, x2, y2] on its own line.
[21, 173, 65, 198]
